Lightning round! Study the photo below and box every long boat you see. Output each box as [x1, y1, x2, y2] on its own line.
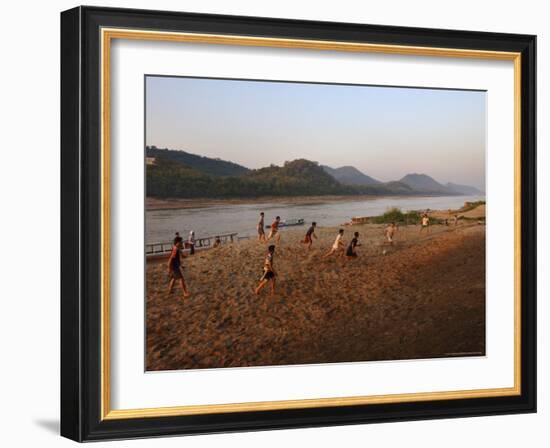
[265, 218, 305, 228]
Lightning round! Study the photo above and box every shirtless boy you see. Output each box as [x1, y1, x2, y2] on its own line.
[302, 221, 317, 250]
[257, 212, 266, 242]
[267, 216, 281, 242]
[385, 222, 397, 245]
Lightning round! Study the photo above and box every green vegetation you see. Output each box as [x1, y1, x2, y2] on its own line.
[242, 159, 361, 196]
[370, 207, 422, 225]
[146, 146, 249, 177]
[146, 155, 413, 199]
[145, 147, 480, 200]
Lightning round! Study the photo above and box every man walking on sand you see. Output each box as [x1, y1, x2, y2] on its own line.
[257, 212, 266, 242]
[255, 245, 277, 296]
[167, 235, 190, 298]
[302, 221, 317, 250]
[324, 229, 345, 258]
[267, 216, 281, 242]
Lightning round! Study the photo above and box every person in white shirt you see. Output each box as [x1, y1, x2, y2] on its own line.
[324, 229, 345, 258]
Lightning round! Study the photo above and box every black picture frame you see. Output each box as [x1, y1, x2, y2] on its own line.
[61, 5, 536, 442]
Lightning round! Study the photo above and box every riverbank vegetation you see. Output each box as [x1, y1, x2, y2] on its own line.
[146, 148, 465, 199]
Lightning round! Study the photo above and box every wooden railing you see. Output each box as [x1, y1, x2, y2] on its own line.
[146, 232, 238, 255]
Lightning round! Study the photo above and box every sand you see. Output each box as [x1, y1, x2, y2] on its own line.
[430, 204, 486, 220]
[146, 219, 486, 371]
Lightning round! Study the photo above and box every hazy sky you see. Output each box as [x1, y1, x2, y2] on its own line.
[146, 76, 486, 190]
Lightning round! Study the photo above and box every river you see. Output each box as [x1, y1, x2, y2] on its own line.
[146, 195, 485, 244]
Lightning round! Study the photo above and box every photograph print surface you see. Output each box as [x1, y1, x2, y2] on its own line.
[145, 75, 486, 371]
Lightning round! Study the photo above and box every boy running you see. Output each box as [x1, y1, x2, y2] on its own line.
[257, 212, 266, 242]
[302, 221, 317, 250]
[385, 222, 397, 245]
[324, 229, 345, 258]
[255, 245, 277, 295]
[167, 235, 190, 298]
[345, 231, 360, 259]
[267, 216, 281, 242]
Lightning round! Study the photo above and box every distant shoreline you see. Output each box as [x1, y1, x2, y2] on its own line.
[146, 194, 481, 211]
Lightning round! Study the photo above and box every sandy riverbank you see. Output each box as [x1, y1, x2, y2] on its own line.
[146, 220, 486, 371]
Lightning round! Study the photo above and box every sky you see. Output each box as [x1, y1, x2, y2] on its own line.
[145, 76, 486, 190]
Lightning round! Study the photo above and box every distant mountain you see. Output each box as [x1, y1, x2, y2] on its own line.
[146, 156, 422, 199]
[146, 146, 250, 177]
[145, 150, 480, 199]
[399, 173, 456, 195]
[146, 156, 354, 198]
[244, 159, 354, 196]
[445, 182, 484, 195]
[380, 181, 416, 195]
[322, 165, 381, 186]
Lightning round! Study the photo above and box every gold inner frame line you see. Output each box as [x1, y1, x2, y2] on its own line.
[100, 27, 522, 421]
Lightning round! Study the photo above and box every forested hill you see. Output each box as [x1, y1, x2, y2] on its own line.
[145, 155, 404, 198]
[146, 146, 250, 177]
[243, 159, 356, 196]
[145, 148, 471, 199]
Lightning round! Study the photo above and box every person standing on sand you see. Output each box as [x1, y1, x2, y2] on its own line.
[385, 222, 397, 245]
[167, 235, 190, 298]
[454, 214, 459, 226]
[324, 229, 345, 258]
[420, 213, 430, 233]
[257, 212, 266, 242]
[345, 231, 360, 259]
[213, 236, 221, 248]
[302, 221, 317, 250]
[267, 216, 281, 242]
[255, 245, 276, 295]
[187, 230, 196, 255]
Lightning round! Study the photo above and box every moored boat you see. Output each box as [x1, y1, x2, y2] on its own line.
[265, 218, 305, 228]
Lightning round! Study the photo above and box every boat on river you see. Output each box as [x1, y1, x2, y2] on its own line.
[265, 218, 305, 228]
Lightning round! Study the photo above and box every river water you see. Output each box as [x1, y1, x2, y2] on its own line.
[146, 195, 485, 244]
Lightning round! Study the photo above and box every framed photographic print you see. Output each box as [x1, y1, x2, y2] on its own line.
[60, 6, 536, 442]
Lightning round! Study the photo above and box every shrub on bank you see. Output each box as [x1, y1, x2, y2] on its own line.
[371, 207, 423, 224]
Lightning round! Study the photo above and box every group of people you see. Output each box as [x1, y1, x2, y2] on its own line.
[253, 226, 363, 297]
[166, 211, 408, 299]
[256, 212, 281, 242]
[252, 213, 401, 296]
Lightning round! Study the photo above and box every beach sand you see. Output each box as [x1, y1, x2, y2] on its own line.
[146, 221, 486, 371]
